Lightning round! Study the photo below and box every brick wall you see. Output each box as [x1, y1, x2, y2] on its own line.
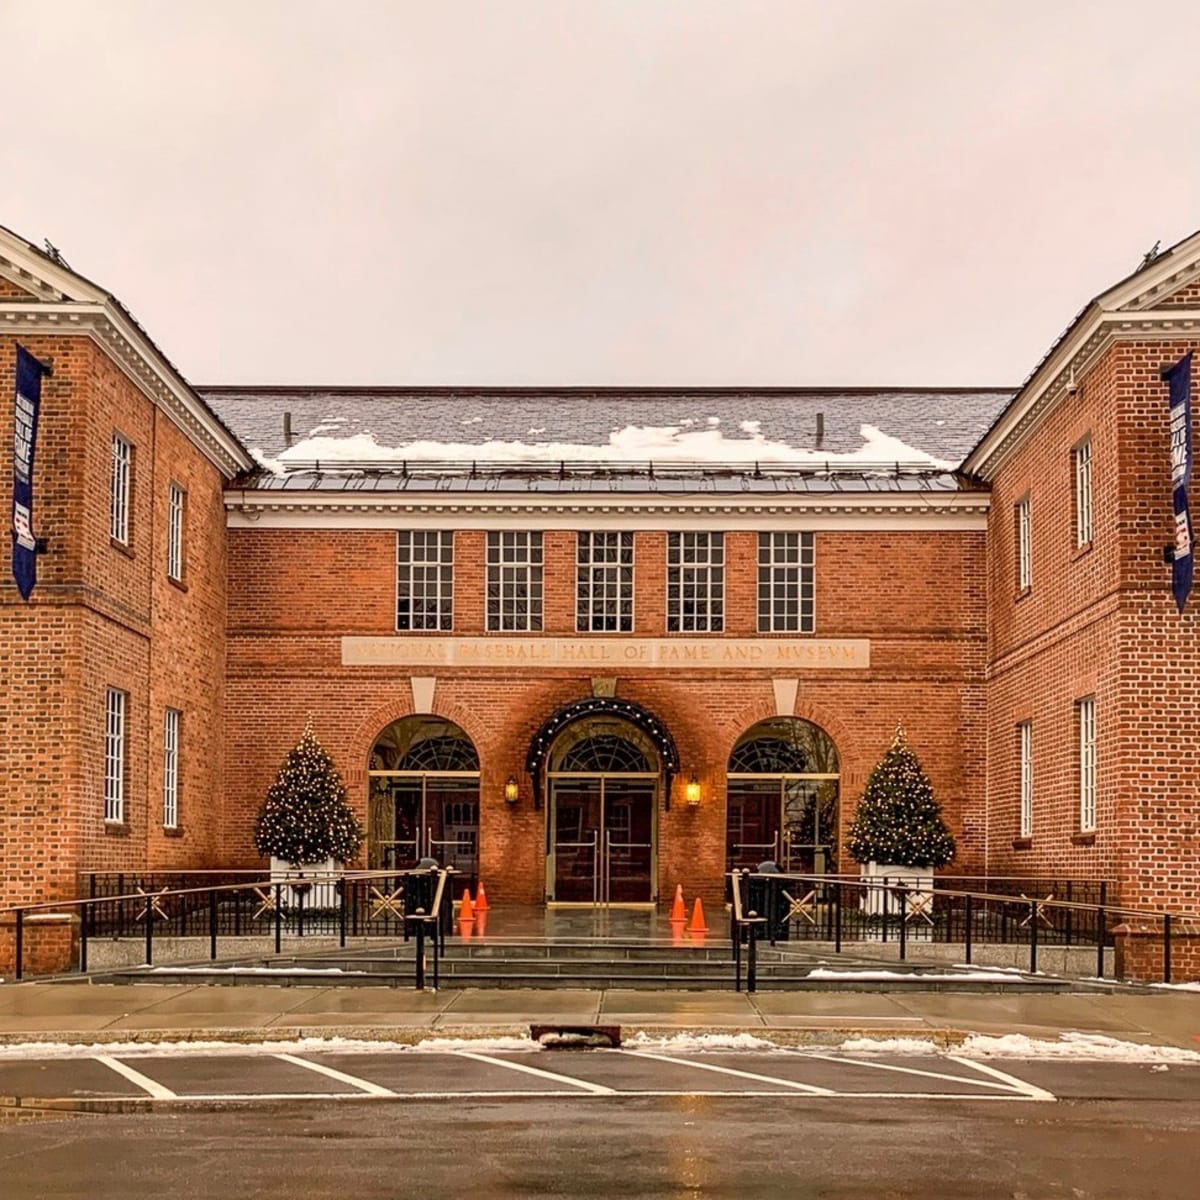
[225, 526, 987, 905]
[0, 333, 230, 909]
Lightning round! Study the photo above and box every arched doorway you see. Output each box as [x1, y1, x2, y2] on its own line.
[368, 717, 480, 886]
[726, 718, 840, 875]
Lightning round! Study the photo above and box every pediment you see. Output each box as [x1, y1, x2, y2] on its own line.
[0, 226, 106, 304]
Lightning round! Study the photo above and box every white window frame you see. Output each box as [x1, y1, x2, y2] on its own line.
[486, 531, 543, 632]
[757, 532, 815, 633]
[397, 531, 454, 631]
[667, 532, 725, 633]
[1079, 696, 1097, 833]
[110, 434, 132, 545]
[167, 482, 185, 581]
[1018, 720, 1033, 838]
[163, 708, 181, 829]
[104, 688, 126, 824]
[1016, 495, 1032, 591]
[1074, 439, 1093, 548]
[576, 531, 634, 632]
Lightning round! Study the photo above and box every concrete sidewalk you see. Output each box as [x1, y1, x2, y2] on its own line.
[0, 982, 1196, 1049]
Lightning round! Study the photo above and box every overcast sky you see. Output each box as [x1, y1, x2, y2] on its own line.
[3, 1, 1200, 387]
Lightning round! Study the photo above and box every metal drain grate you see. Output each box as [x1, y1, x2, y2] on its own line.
[529, 1024, 622, 1049]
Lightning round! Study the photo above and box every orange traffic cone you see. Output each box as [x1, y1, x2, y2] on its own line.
[687, 897, 709, 933]
[474, 881, 490, 912]
[459, 887, 475, 922]
[670, 884, 687, 922]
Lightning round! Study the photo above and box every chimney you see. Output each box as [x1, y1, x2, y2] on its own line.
[283, 411, 293, 447]
[815, 412, 825, 446]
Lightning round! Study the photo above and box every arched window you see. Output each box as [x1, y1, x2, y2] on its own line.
[397, 734, 479, 772]
[557, 735, 651, 774]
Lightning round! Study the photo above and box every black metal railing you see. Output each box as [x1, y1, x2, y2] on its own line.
[3, 868, 455, 988]
[728, 870, 1196, 992]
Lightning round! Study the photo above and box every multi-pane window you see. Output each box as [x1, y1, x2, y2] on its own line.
[576, 532, 633, 632]
[667, 532, 724, 632]
[397, 531, 454, 631]
[1074, 439, 1093, 547]
[1079, 696, 1097, 832]
[1016, 495, 1032, 591]
[110, 434, 132, 544]
[163, 708, 181, 829]
[486, 532, 543, 631]
[104, 688, 126, 823]
[757, 532, 815, 633]
[1018, 720, 1033, 838]
[167, 483, 186, 580]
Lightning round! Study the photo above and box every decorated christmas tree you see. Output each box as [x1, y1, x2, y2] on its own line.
[254, 719, 364, 866]
[846, 725, 956, 868]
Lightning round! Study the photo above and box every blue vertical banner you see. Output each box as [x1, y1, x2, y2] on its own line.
[1164, 351, 1194, 613]
[12, 345, 49, 600]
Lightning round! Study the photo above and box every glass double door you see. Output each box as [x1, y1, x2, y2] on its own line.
[549, 776, 656, 904]
[378, 776, 479, 886]
[726, 776, 838, 875]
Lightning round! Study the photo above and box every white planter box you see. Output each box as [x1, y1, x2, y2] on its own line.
[269, 857, 342, 910]
[860, 862, 934, 918]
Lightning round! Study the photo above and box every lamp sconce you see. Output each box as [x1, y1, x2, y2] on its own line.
[504, 776, 520, 805]
[685, 776, 701, 808]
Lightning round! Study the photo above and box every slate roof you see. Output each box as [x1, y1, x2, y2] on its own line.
[201, 387, 1013, 493]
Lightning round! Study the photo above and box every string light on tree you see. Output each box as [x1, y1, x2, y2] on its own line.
[254, 716, 364, 866]
[847, 724, 956, 869]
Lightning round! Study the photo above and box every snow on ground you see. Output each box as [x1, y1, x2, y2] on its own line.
[836, 1037, 941, 1055]
[267, 423, 956, 471]
[1149, 981, 1200, 992]
[805, 968, 1028, 983]
[837, 1032, 1200, 1064]
[144, 966, 366, 976]
[623, 1031, 779, 1053]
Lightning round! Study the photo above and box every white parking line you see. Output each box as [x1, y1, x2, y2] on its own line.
[454, 1050, 616, 1095]
[947, 1056, 1057, 1103]
[94, 1055, 177, 1100]
[275, 1053, 397, 1097]
[799, 1052, 1027, 1094]
[624, 1050, 836, 1095]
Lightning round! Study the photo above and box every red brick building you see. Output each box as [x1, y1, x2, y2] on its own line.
[1, 224, 1197, 973]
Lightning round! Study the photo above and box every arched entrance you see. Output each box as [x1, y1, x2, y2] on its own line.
[726, 718, 840, 875]
[368, 717, 480, 886]
[530, 698, 679, 906]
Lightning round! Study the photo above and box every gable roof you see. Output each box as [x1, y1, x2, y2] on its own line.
[963, 228, 1200, 478]
[0, 225, 253, 477]
[202, 385, 1013, 487]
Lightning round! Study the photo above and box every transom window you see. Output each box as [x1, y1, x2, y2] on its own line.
[1078, 697, 1096, 833]
[557, 735, 651, 774]
[104, 688, 126, 824]
[667, 532, 724, 632]
[167, 483, 186, 581]
[163, 708, 181, 829]
[1016, 495, 1032, 591]
[110, 434, 132, 545]
[487, 532, 543, 631]
[1074, 439, 1093, 547]
[577, 532, 633, 632]
[758, 532, 815, 633]
[397, 734, 480, 772]
[397, 531, 453, 631]
[1018, 720, 1033, 838]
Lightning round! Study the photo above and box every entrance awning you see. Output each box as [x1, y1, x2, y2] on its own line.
[526, 696, 681, 808]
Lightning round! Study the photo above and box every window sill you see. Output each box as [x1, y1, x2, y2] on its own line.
[103, 821, 130, 837]
[110, 537, 135, 560]
[167, 575, 188, 594]
[1011, 837, 1033, 851]
[1071, 540, 1094, 563]
[1070, 831, 1096, 847]
[163, 825, 184, 839]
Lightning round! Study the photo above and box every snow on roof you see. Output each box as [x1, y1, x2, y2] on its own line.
[202, 387, 1013, 480]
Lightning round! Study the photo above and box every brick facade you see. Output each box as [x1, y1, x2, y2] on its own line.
[2, 227, 1198, 982]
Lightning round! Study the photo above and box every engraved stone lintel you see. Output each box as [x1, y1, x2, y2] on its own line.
[343, 637, 870, 671]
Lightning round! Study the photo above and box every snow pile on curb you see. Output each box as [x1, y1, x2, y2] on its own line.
[837, 1037, 941, 1055]
[807, 968, 1027, 983]
[624, 1032, 778, 1053]
[836, 1032, 1200, 1064]
[145, 966, 366, 976]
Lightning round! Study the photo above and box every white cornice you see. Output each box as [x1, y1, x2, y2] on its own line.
[963, 307, 1200, 480]
[224, 490, 990, 531]
[1, 302, 252, 478]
